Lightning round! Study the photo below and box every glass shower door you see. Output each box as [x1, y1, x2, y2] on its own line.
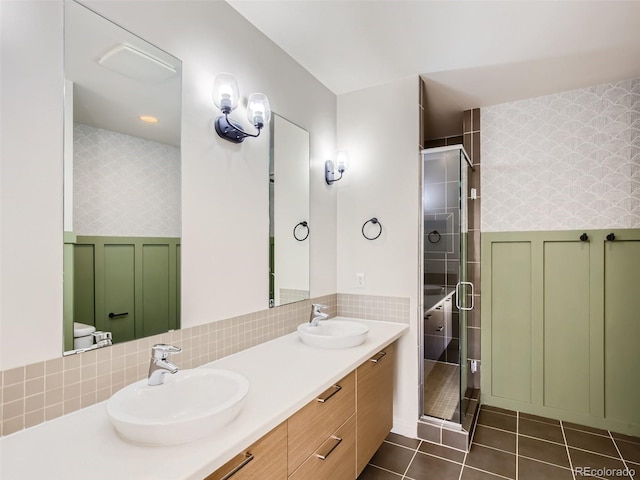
[421, 145, 472, 425]
[458, 149, 470, 423]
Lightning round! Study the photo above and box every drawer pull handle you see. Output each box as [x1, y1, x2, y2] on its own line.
[317, 384, 342, 403]
[370, 351, 387, 363]
[220, 453, 254, 480]
[316, 436, 342, 460]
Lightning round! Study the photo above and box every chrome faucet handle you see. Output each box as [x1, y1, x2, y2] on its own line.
[151, 344, 181, 360]
[312, 304, 328, 312]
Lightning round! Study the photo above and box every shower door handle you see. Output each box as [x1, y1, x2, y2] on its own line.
[455, 282, 474, 311]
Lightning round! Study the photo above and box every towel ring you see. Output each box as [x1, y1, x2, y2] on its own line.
[427, 230, 441, 244]
[293, 221, 310, 241]
[362, 217, 382, 240]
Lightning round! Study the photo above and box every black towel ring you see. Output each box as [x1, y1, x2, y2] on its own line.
[362, 217, 383, 240]
[427, 230, 441, 244]
[293, 221, 310, 241]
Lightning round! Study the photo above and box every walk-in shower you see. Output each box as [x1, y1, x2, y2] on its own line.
[420, 145, 476, 434]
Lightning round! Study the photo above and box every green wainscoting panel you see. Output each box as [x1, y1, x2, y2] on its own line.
[604, 238, 640, 426]
[63, 241, 75, 352]
[176, 244, 181, 328]
[142, 245, 170, 337]
[490, 241, 532, 403]
[104, 244, 136, 343]
[73, 236, 181, 345]
[482, 230, 640, 438]
[73, 244, 96, 326]
[543, 241, 590, 413]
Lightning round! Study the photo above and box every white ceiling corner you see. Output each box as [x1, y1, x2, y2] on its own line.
[227, 0, 640, 138]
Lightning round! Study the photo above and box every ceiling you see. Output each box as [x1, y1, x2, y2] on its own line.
[227, 0, 640, 139]
[66, 1, 182, 147]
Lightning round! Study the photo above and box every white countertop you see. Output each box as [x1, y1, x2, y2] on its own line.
[0, 318, 408, 480]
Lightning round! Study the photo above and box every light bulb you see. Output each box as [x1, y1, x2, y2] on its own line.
[247, 93, 271, 129]
[336, 150, 349, 172]
[213, 73, 239, 114]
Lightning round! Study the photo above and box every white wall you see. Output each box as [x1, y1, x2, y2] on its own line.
[337, 76, 421, 436]
[1, 1, 64, 371]
[0, 1, 337, 370]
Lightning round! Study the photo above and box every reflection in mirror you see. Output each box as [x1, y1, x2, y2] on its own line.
[269, 115, 310, 307]
[63, 0, 182, 353]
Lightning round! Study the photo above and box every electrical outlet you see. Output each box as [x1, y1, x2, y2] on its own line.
[356, 272, 365, 288]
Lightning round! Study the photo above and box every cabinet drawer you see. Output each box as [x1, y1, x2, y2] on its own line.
[288, 415, 356, 480]
[204, 422, 287, 480]
[356, 342, 395, 381]
[356, 343, 395, 476]
[287, 371, 355, 474]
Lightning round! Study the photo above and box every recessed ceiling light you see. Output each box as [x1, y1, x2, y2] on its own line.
[139, 115, 159, 124]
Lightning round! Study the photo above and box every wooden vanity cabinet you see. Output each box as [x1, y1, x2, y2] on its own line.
[204, 422, 287, 480]
[287, 371, 355, 474]
[202, 341, 397, 480]
[356, 343, 395, 476]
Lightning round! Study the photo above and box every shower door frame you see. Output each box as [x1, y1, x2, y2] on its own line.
[418, 145, 473, 427]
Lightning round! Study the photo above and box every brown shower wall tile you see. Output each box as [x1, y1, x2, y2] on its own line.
[425, 138, 447, 148]
[0, 294, 337, 438]
[472, 109, 480, 133]
[463, 110, 472, 134]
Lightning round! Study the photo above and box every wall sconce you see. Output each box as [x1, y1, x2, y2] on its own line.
[325, 150, 350, 185]
[212, 73, 271, 143]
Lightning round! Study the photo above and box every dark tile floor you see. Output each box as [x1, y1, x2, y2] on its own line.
[358, 405, 640, 480]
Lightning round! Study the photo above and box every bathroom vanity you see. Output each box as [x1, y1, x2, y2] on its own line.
[0, 319, 407, 480]
[205, 343, 395, 480]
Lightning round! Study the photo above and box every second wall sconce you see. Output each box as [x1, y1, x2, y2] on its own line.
[325, 149, 350, 185]
[213, 73, 271, 143]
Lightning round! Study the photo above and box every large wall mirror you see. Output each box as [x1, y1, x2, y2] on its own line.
[269, 115, 310, 307]
[63, 0, 182, 352]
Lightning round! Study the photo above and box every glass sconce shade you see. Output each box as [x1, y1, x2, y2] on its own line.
[247, 93, 271, 129]
[213, 73, 239, 114]
[336, 149, 349, 172]
[325, 150, 350, 185]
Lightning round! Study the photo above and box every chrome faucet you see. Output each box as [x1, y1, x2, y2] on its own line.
[309, 304, 329, 326]
[148, 344, 181, 386]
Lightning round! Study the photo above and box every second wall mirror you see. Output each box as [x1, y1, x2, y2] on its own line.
[269, 115, 310, 307]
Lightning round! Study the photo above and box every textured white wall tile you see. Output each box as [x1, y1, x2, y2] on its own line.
[482, 78, 640, 232]
[73, 124, 181, 237]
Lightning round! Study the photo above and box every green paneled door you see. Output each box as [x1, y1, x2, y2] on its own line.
[74, 236, 181, 345]
[490, 242, 532, 403]
[604, 239, 640, 426]
[543, 241, 590, 413]
[103, 244, 136, 343]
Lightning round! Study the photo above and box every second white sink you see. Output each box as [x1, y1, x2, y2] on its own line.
[298, 319, 369, 349]
[106, 368, 249, 446]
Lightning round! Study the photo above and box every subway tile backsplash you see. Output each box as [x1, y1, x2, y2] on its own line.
[0, 292, 409, 437]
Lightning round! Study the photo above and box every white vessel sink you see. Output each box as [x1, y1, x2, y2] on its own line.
[298, 319, 369, 349]
[106, 368, 249, 446]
